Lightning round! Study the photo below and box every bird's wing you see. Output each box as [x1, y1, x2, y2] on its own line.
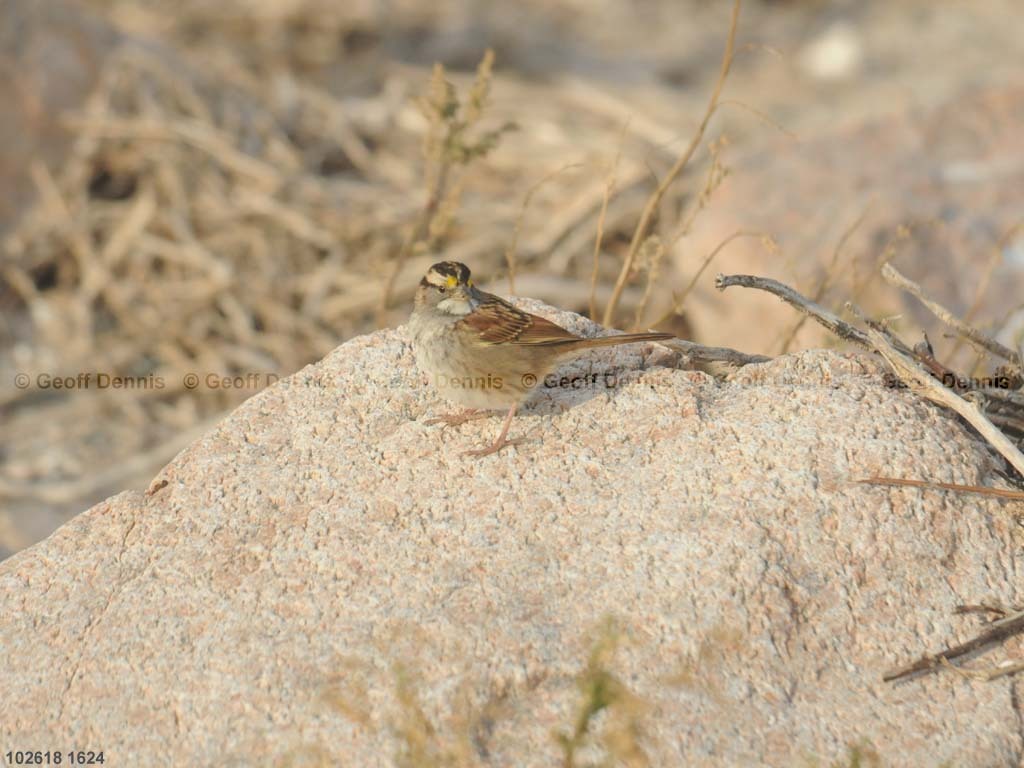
[458, 292, 581, 346]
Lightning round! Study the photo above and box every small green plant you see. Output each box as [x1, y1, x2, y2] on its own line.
[555, 617, 650, 768]
[392, 663, 453, 768]
[829, 741, 882, 768]
[390, 664, 509, 768]
[801, 739, 884, 768]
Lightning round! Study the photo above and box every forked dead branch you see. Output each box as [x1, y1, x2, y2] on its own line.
[715, 271, 1024, 464]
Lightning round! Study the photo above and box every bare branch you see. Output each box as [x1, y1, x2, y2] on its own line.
[855, 476, 1024, 502]
[884, 608, 1024, 683]
[844, 303, 927, 365]
[715, 273, 871, 348]
[952, 221, 1024, 360]
[881, 262, 1022, 366]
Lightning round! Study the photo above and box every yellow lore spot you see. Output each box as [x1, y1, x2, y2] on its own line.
[446, 276, 458, 288]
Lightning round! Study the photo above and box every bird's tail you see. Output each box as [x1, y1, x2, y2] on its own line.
[565, 331, 674, 350]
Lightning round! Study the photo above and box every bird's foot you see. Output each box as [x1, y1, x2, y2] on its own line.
[462, 434, 529, 457]
[462, 438, 528, 456]
[425, 409, 490, 428]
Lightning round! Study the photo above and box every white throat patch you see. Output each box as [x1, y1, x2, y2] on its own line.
[438, 296, 474, 316]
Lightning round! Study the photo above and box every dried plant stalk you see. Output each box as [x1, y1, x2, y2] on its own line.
[602, 0, 741, 328]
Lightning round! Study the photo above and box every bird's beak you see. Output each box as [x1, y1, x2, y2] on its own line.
[453, 285, 477, 307]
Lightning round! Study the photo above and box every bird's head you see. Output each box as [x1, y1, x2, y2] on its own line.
[414, 261, 479, 315]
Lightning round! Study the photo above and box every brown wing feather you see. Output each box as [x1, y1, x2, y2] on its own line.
[459, 292, 582, 346]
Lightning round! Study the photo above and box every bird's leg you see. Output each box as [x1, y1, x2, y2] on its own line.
[463, 403, 528, 457]
[425, 408, 490, 428]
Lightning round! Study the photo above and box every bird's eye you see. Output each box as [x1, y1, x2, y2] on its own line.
[437, 286, 447, 294]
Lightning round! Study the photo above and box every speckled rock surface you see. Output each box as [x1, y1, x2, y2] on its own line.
[2, 300, 1022, 766]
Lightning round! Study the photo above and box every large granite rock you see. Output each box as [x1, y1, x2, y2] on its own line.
[1, 301, 1020, 766]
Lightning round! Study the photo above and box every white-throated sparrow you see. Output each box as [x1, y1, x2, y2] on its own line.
[408, 261, 673, 456]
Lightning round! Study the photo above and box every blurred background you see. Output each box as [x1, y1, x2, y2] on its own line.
[1, 0, 1023, 558]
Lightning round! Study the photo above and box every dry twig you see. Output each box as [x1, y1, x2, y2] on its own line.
[717, 272, 1024, 472]
[884, 608, 1024, 683]
[715, 273, 872, 348]
[648, 232, 768, 329]
[881, 262, 1022, 367]
[589, 120, 630, 320]
[861, 320, 1024, 477]
[952, 221, 1024, 361]
[855, 476, 1024, 502]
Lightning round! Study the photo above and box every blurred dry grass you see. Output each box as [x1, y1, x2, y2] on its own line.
[0, 41, 417, 512]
